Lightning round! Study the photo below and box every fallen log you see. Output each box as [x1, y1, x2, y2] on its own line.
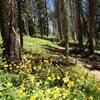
[33, 56, 76, 66]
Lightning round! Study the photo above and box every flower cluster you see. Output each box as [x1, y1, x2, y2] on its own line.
[0, 53, 99, 100]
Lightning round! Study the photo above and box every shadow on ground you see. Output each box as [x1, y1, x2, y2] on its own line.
[42, 43, 100, 71]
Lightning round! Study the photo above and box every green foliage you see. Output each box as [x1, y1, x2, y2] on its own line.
[0, 36, 99, 100]
[23, 36, 58, 55]
[0, 57, 99, 100]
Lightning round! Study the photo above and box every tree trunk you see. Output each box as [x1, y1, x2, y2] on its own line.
[58, 0, 69, 53]
[71, 0, 83, 49]
[44, 0, 49, 37]
[57, 0, 63, 40]
[88, 0, 95, 54]
[0, 0, 22, 64]
[77, 0, 83, 50]
[17, 0, 23, 49]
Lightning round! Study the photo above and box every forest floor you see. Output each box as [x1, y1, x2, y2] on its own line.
[0, 36, 99, 99]
[55, 46, 100, 80]
[0, 36, 99, 80]
[78, 58, 100, 80]
[58, 45, 100, 80]
[37, 36, 100, 80]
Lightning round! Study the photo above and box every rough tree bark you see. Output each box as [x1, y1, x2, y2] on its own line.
[57, 0, 63, 40]
[58, 0, 69, 53]
[71, 0, 83, 50]
[17, 0, 23, 49]
[88, 0, 95, 54]
[0, 0, 22, 64]
[44, 0, 49, 37]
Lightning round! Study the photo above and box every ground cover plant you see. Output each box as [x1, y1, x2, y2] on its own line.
[0, 36, 99, 100]
[0, 0, 100, 100]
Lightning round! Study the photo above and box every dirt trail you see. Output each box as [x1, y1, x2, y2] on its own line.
[78, 58, 100, 80]
[42, 37, 100, 80]
[57, 46, 100, 80]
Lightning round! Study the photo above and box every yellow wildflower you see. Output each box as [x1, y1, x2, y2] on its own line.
[67, 81, 74, 88]
[30, 95, 36, 100]
[10, 67, 12, 70]
[53, 77, 56, 81]
[3, 58, 6, 60]
[47, 76, 52, 81]
[32, 57, 35, 59]
[44, 60, 49, 64]
[42, 68, 45, 71]
[0, 92, 3, 96]
[97, 88, 100, 91]
[38, 65, 42, 70]
[63, 77, 69, 83]
[9, 64, 12, 67]
[33, 66, 36, 70]
[17, 89, 24, 97]
[89, 96, 93, 100]
[6, 82, 13, 88]
[57, 76, 61, 80]
[63, 92, 68, 97]
[53, 91, 61, 99]
[20, 84, 25, 91]
[62, 88, 69, 97]
[39, 92, 44, 97]
[14, 64, 16, 66]
[51, 74, 56, 81]
[28, 74, 35, 83]
[51, 74, 55, 78]
[36, 82, 40, 86]
[4, 64, 8, 68]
